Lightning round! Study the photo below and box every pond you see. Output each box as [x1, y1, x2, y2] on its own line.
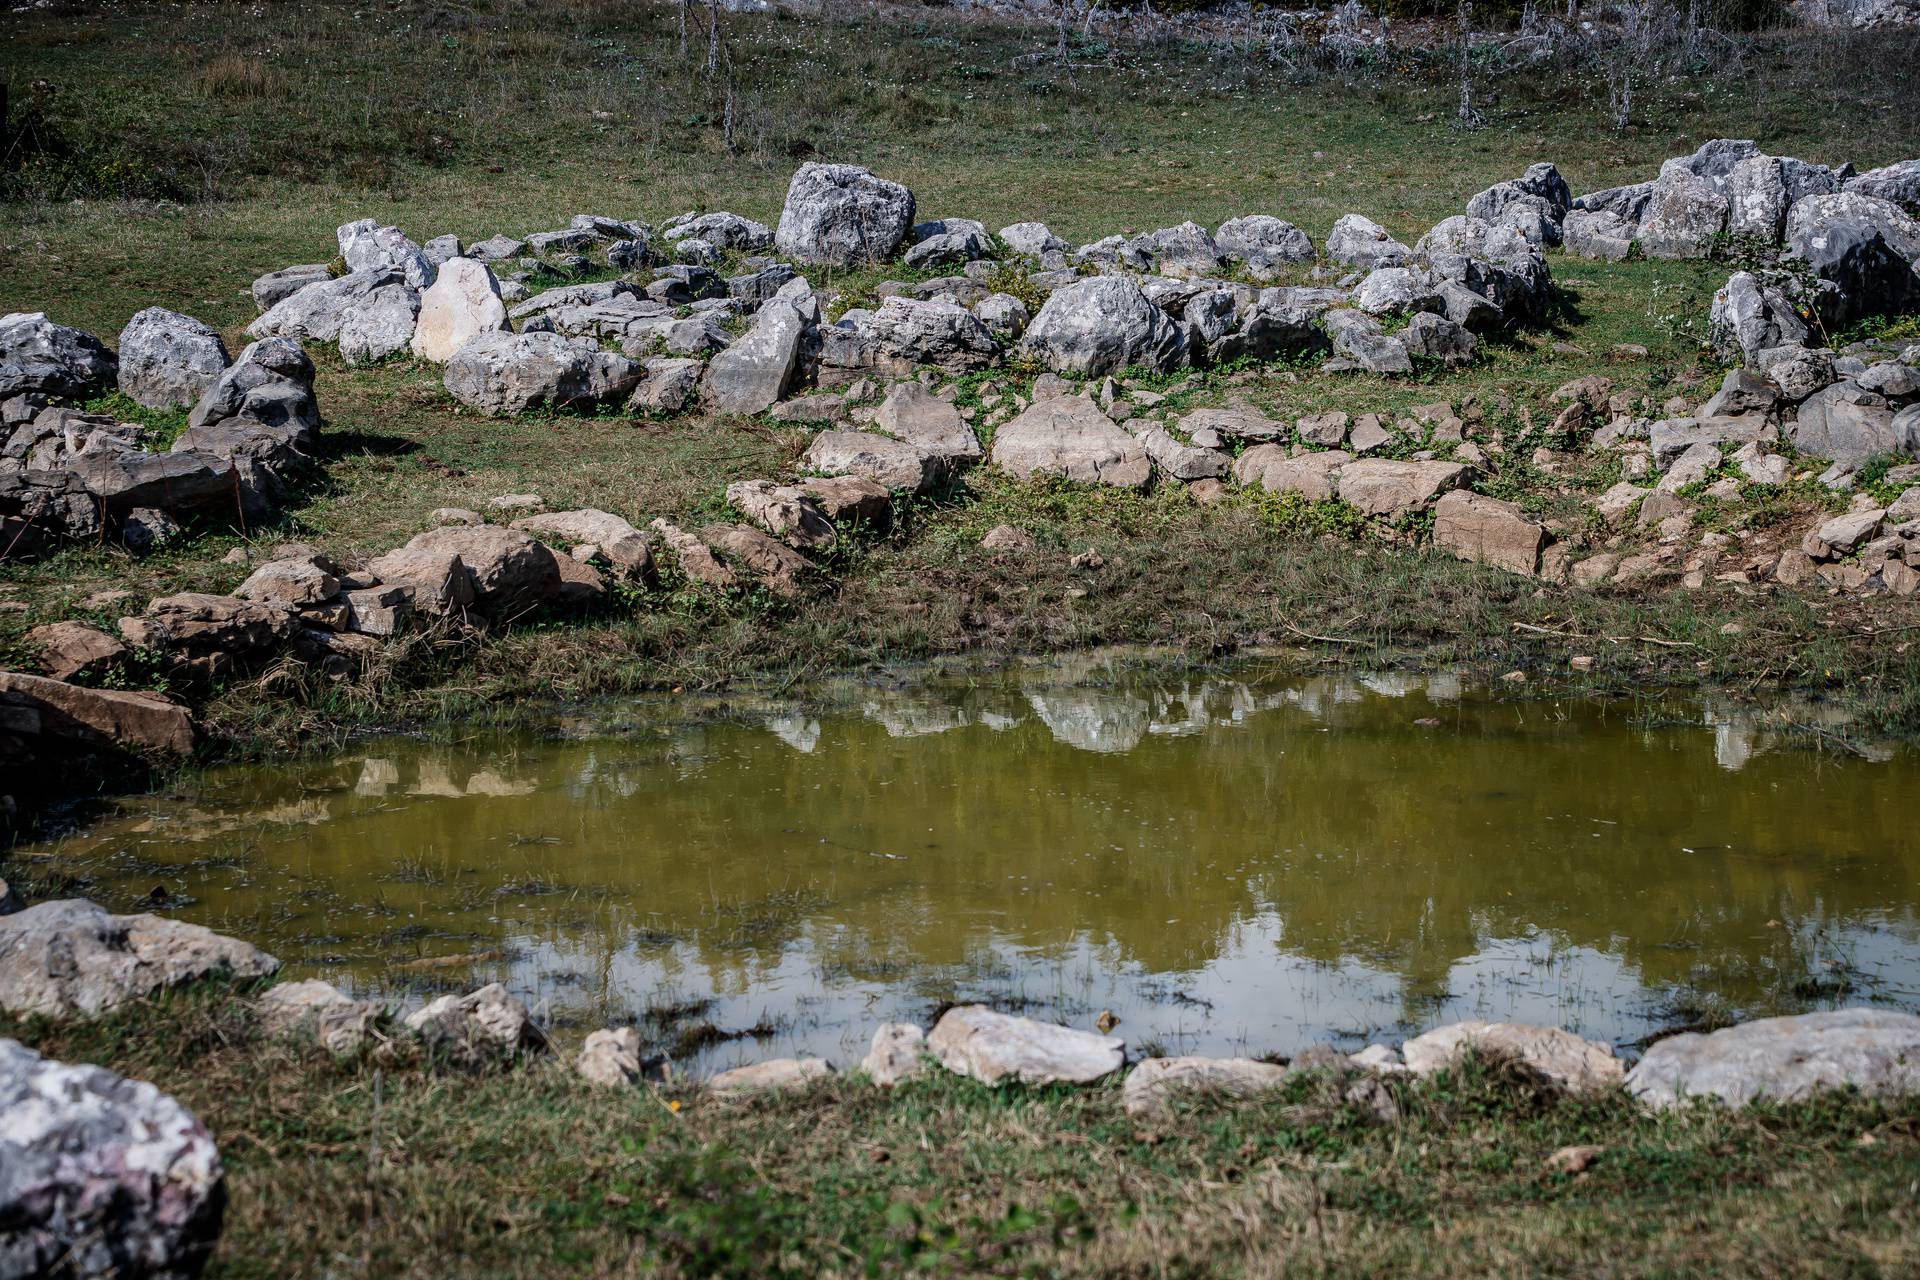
[14, 653, 1919, 1068]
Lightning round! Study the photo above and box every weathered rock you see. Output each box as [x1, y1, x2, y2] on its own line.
[0, 312, 118, 403]
[0, 672, 194, 756]
[1790, 382, 1899, 464]
[1415, 216, 1554, 324]
[1784, 193, 1920, 327]
[999, 221, 1070, 257]
[797, 475, 892, 528]
[1215, 215, 1316, 274]
[904, 229, 993, 270]
[1628, 1008, 1920, 1109]
[116, 308, 230, 411]
[1179, 404, 1286, 443]
[247, 269, 404, 345]
[1561, 208, 1637, 261]
[576, 1027, 647, 1087]
[250, 263, 331, 312]
[1128, 220, 1224, 278]
[1355, 266, 1442, 316]
[411, 258, 507, 362]
[1121, 1056, 1290, 1118]
[774, 162, 915, 267]
[1402, 1020, 1623, 1093]
[1726, 155, 1791, 241]
[1650, 415, 1775, 468]
[1326, 214, 1411, 268]
[404, 983, 548, 1063]
[1845, 160, 1920, 216]
[443, 331, 640, 416]
[0, 898, 278, 1019]
[1017, 277, 1187, 378]
[235, 555, 339, 607]
[337, 282, 420, 365]
[1400, 311, 1478, 364]
[927, 1005, 1124, 1086]
[1335, 458, 1469, 517]
[1701, 367, 1781, 419]
[873, 382, 981, 466]
[726, 480, 836, 550]
[1710, 271, 1813, 364]
[1432, 490, 1548, 576]
[369, 526, 562, 624]
[701, 522, 813, 597]
[510, 508, 655, 580]
[649, 519, 737, 590]
[856, 296, 1000, 374]
[336, 218, 436, 288]
[25, 620, 128, 681]
[1325, 310, 1412, 375]
[665, 210, 773, 251]
[803, 430, 942, 494]
[628, 356, 704, 415]
[980, 523, 1034, 552]
[703, 297, 809, 415]
[862, 1023, 928, 1087]
[1232, 446, 1350, 501]
[118, 593, 298, 684]
[1135, 424, 1229, 481]
[1658, 440, 1723, 492]
[256, 980, 384, 1054]
[990, 394, 1151, 489]
[708, 1057, 832, 1095]
[0, 1037, 226, 1280]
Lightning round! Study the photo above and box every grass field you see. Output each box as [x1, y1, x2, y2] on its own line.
[8, 985, 1920, 1279]
[2, 0, 1920, 765]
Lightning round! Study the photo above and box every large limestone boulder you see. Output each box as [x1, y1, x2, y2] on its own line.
[861, 1023, 928, 1088]
[247, 268, 404, 345]
[411, 258, 507, 362]
[927, 1005, 1124, 1086]
[1635, 163, 1729, 259]
[1326, 214, 1411, 268]
[1431, 490, 1548, 576]
[1415, 216, 1553, 324]
[0, 1038, 227, 1279]
[856, 296, 1000, 373]
[1789, 382, 1899, 465]
[369, 526, 563, 624]
[1627, 1008, 1920, 1109]
[774, 162, 915, 267]
[250, 263, 330, 313]
[1401, 1020, 1623, 1094]
[1711, 270, 1812, 364]
[1334, 458, 1469, 517]
[443, 331, 641, 416]
[703, 296, 811, 415]
[990, 394, 1151, 489]
[1232, 446, 1350, 500]
[337, 281, 421, 365]
[0, 899, 278, 1019]
[0, 672, 194, 757]
[1017, 277, 1186, 378]
[0, 311, 117, 403]
[1845, 159, 1920, 216]
[1784, 192, 1920, 327]
[803, 430, 943, 494]
[873, 382, 981, 467]
[404, 982, 548, 1064]
[336, 218, 436, 288]
[116, 308, 230, 411]
[1121, 1056, 1290, 1119]
[1215, 215, 1316, 275]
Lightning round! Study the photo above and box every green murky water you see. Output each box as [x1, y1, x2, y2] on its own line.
[14, 654, 1920, 1066]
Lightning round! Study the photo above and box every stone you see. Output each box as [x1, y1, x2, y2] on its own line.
[873, 382, 981, 466]
[856, 296, 1000, 374]
[1017, 276, 1187, 378]
[0, 1038, 226, 1280]
[117, 592, 297, 683]
[1432, 490, 1548, 576]
[336, 218, 435, 287]
[1336, 459, 1469, 517]
[236, 555, 339, 607]
[708, 1057, 832, 1095]
[0, 672, 194, 758]
[25, 620, 127, 681]
[1000, 221, 1070, 257]
[1, 312, 118, 403]
[510, 509, 656, 580]
[1401, 1020, 1623, 1093]
[628, 357, 704, 415]
[405, 983, 548, 1063]
[1658, 442, 1724, 492]
[369, 526, 562, 625]
[1561, 209, 1636, 261]
[1215, 215, 1316, 274]
[1233, 446, 1350, 501]
[804, 430, 942, 494]
[1415, 216, 1554, 324]
[927, 1005, 1124, 1086]
[1121, 1056, 1290, 1119]
[576, 1027, 646, 1087]
[116, 308, 230, 411]
[1135, 424, 1228, 481]
[342, 586, 411, 638]
[256, 980, 383, 1054]
[411, 258, 507, 362]
[665, 210, 772, 251]
[1845, 160, 1920, 216]
[703, 297, 809, 416]
[1296, 411, 1349, 448]
[1710, 272, 1812, 365]
[1815, 507, 1884, 552]
[774, 162, 915, 267]
[1701, 367, 1780, 419]
[1726, 155, 1790, 241]
[990, 395, 1151, 490]
[1638, 164, 1730, 259]
[726, 480, 836, 550]
[1326, 214, 1411, 268]
[1349, 415, 1392, 455]
[1733, 441, 1790, 486]
[1785, 193, 1920, 328]
[1128, 220, 1224, 278]
[1544, 1144, 1606, 1175]
[862, 1023, 928, 1087]
[904, 230, 992, 270]
[1400, 311, 1477, 364]
[1650, 416, 1774, 468]
[1179, 404, 1286, 443]
[973, 292, 1031, 338]
[1354, 266, 1443, 316]
[1325, 313, 1412, 375]
[1628, 1009, 1920, 1109]
[649, 519, 736, 590]
[1790, 383, 1899, 465]
[443, 331, 640, 416]
[0, 898, 277, 1019]
[247, 268, 403, 345]
[701, 522, 813, 596]
[981, 523, 1035, 552]
[337, 282, 420, 365]
[250, 263, 330, 312]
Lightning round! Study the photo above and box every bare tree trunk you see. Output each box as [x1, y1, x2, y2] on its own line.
[706, 0, 721, 77]
[678, 0, 689, 57]
[1056, 0, 1070, 59]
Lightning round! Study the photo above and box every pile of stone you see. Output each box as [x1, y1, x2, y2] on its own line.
[2, 312, 321, 556]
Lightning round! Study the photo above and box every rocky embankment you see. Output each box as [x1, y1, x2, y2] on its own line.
[4, 142, 1920, 772]
[3, 889, 1919, 1276]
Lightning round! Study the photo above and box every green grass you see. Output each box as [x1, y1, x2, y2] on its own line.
[6, 986, 1920, 1278]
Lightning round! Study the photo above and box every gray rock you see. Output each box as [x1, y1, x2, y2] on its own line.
[724, 480, 836, 550]
[664, 210, 774, 251]
[1402, 1020, 1623, 1093]
[803, 430, 943, 493]
[1573, 180, 1656, 222]
[1325, 310, 1413, 374]
[403, 982, 548, 1063]
[1790, 382, 1899, 464]
[0, 312, 117, 403]
[1784, 193, 1920, 327]
[1400, 311, 1477, 364]
[422, 234, 462, 264]
[1336, 458, 1469, 516]
[1128, 220, 1224, 278]
[1637, 162, 1730, 259]
[1844, 159, 1920, 216]
[856, 296, 1000, 373]
[256, 980, 385, 1054]
[1628, 1009, 1920, 1109]
[726, 263, 798, 311]
[368, 526, 563, 624]
[247, 268, 404, 345]
[116, 309, 230, 411]
[443, 331, 641, 416]
[628, 356, 704, 415]
[1561, 208, 1636, 261]
[1354, 266, 1442, 316]
[774, 162, 916, 267]
[1017, 276, 1186, 377]
[411, 258, 507, 362]
[1701, 367, 1780, 418]
[973, 292, 1031, 337]
[1711, 271, 1812, 364]
[703, 296, 810, 416]
[862, 1023, 928, 1087]
[1650, 415, 1775, 467]
[0, 1038, 226, 1280]
[465, 234, 526, 262]
[927, 1005, 1124, 1086]
[999, 221, 1069, 257]
[904, 230, 993, 270]
[1136, 423, 1229, 481]
[1754, 344, 1837, 401]
[708, 1058, 832, 1095]
[336, 218, 436, 288]
[1214, 214, 1316, 273]
[990, 394, 1151, 489]
[1726, 155, 1791, 242]
[1326, 214, 1411, 268]
[249, 263, 331, 313]
[873, 382, 981, 466]
[0, 898, 279, 1019]
[1415, 216, 1554, 324]
[508, 279, 640, 324]
[337, 282, 421, 365]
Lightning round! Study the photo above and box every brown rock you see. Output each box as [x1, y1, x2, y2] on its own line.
[797, 475, 893, 529]
[701, 523, 813, 597]
[0, 672, 195, 756]
[1232, 446, 1350, 500]
[1336, 459, 1469, 517]
[25, 622, 127, 681]
[981, 523, 1035, 553]
[236, 555, 340, 607]
[1431, 491, 1548, 576]
[648, 519, 737, 590]
[369, 527, 561, 624]
[509, 509, 655, 582]
[117, 593, 297, 683]
[725, 481, 836, 550]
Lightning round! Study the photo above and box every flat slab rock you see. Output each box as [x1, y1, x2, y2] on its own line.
[0, 898, 279, 1020]
[927, 1005, 1124, 1086]
[1627, 1008, 1920, 1109]
[1402, 1020, 1623, 1093]
[707, 1057, 832, 1095]
[1121, 1056, 1290, 1117]
[1, 1037, 226, 1280]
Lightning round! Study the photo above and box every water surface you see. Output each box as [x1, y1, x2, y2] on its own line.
[17, 655, 1919, 1068]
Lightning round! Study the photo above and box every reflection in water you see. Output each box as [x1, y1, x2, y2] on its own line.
[16, 656, 1919, 1069]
